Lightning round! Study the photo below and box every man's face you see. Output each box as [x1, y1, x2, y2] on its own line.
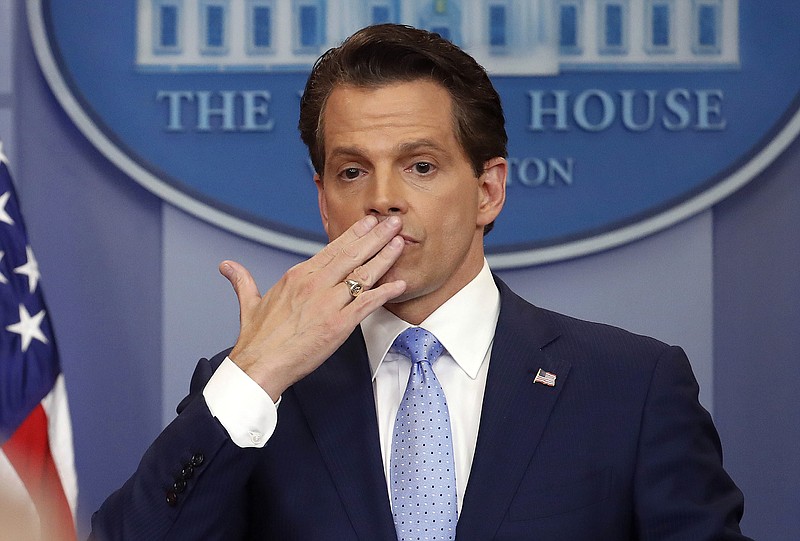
[315, 80, 506, 319]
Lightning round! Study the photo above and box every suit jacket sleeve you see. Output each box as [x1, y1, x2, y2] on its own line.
[633, 345, 747, 539]
[90, 349, 260, 540]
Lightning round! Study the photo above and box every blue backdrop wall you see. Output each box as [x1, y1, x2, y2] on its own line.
[2, 2, 798, 538]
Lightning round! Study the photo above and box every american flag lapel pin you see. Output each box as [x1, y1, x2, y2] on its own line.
[533, 368, 557, 387]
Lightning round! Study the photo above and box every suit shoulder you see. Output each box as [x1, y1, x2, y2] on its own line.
[544, 308, 670, 354]
[498, 280, 676, 368]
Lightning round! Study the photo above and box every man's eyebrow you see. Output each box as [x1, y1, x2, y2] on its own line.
[397, 139, 447, 154]
[327, 146, 368, 160]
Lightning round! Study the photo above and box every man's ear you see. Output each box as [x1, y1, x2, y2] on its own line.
[476, 157, 507, 228]
[315, 173, 330, 236]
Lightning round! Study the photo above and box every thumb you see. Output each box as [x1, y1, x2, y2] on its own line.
[219, 260, 261, 324]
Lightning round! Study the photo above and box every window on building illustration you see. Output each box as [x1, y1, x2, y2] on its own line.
[652, 4, 669, 46]
[599, 0, 628, 54]
[254, 7, 271, 47]
[207, 6, 224, 47]
[153, 0, 182, 53]
[294, 0, 325, 52]
[605, 5, 622, 46]
[160, 6, 178, 47]
[646, 0, 674, 53]
[248, 1, 273, 53]
[300, 6, 318, 46]
[558, 1, 582, 54]
[489, 4, 507, 47]
[699, 6, 716, 45]
[200, 0, 229, 53]
[693, 0, 721, 54]
[697, 6, 717, 47]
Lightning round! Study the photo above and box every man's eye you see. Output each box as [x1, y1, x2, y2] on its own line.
[341, 167, 361, 180]
[413, 162, 433, 174]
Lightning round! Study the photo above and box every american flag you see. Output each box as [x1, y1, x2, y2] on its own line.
[0, 142, 77, 540]
[533, 368, 557, 387]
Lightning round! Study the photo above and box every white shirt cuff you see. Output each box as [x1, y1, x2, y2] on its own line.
[202, 356, 278, 448]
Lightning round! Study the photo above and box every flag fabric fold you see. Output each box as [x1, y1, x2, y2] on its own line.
[0, 142, 77, 541]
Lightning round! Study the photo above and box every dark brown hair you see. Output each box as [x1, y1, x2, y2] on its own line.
[298, 24, 508, 180]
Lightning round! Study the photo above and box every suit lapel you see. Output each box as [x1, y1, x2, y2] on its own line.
[292, 329, 397, 541]
[457, 279, 571, 540]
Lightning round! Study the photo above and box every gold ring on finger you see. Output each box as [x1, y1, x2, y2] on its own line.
[344, 279, 364, 298]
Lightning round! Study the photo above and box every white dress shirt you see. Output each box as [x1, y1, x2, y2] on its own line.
[203, 260, 501, 514]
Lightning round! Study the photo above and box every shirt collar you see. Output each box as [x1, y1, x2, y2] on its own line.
[361, 260, 500, 381]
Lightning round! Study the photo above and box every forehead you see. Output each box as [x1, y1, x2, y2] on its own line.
[320, 80, 458, 149]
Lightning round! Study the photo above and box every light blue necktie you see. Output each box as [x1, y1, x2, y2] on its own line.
[390, 327, 457, 541]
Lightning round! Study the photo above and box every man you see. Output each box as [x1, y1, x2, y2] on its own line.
[92, 24, 749, 540]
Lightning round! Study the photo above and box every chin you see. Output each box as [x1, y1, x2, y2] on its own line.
[384, 288, 420, 305]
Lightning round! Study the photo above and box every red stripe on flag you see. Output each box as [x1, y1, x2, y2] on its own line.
[2, 404, 76, 541]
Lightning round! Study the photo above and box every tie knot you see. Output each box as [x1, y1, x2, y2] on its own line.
[391, 327, 445, 365]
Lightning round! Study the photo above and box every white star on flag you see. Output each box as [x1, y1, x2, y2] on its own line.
[0, 141, 8, 165]
[0, 191, 15, 226]
[6, 304, 49, 353]
[14, 245, 41, 293]
[0, 251, 8, 284]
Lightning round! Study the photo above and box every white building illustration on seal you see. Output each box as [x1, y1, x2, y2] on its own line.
[136, 0, 739, 75]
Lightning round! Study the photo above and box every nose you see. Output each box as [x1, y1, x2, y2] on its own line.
[366, 168, 407, 219]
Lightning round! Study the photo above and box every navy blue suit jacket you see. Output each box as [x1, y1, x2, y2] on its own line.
[92, 278, 748, 540]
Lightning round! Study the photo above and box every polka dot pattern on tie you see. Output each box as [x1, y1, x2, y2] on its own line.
[390, 327, 457, 541]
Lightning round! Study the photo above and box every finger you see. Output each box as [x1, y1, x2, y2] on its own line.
[219, 260, 262, 324]
[343, 279, 408, 324]
[342, 235, 404, 295]
[322, 216, 404, 283]
[308, 215, 381, 269]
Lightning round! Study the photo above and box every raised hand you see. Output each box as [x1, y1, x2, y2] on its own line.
[219, 215, 406, 400]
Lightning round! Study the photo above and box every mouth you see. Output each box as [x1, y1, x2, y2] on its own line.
[399, 234, 418, 246]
